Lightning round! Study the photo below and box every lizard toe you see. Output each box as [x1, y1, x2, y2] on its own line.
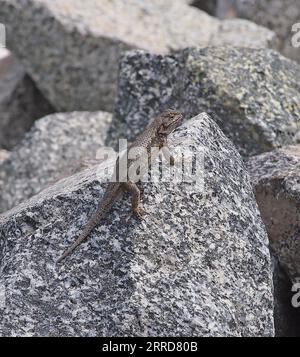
[134, 206, 148, 219]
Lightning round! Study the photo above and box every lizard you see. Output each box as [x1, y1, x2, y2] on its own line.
[57, 109, 183, 263]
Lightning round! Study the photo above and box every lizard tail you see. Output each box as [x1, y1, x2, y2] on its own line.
[57, 186, 121, 263]
[57, 213, 102, 263]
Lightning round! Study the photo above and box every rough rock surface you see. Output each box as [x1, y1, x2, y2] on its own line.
[247, 146, 300, 279]
[0, 0, 278, 112]
[231, 0, 300, 63]
[0, 111, 112, 214]
[111, 47, 300, 156]
[0, 113, 274, 337]
[0, 51, 53, 149]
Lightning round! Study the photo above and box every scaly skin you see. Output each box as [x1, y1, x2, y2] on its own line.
[57, 109, 183, 263]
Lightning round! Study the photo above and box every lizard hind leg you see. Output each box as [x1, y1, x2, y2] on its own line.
[122, 181, 148, 219]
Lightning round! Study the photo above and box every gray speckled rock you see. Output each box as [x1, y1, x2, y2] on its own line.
[0, 0, 278, 113]
[0, 113, 274, 337]
[247, 146, 300, 280]
[232, 0, 300, 63]
[0, 51, 53, 149]
[0, 111, 112, 214]
[111, 47, 300, 156]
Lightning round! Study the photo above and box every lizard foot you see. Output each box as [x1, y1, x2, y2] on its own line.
[133, 206, 148, 219]
[124, 207, 148, 224]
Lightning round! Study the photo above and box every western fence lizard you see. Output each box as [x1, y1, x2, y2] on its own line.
[57, 109, 183, 263]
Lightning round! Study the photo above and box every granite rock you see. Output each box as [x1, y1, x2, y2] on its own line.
[0, 51, 53, 149]
[0, 111, 112, 213]
[247, 146, 300, 279]
[0, 0, 278, 112]
[231, 0, 300, 63]
[111, 47, 300, 156]
[0, 113, 274, 337]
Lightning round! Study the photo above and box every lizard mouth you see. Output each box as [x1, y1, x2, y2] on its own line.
[173, 114, 183, 128]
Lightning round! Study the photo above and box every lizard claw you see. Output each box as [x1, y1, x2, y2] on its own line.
[124, 207, 148, 224]
[133, 206, 148, 219]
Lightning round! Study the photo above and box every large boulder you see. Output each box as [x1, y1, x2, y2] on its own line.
[231, 0, 300, 63]
[247, 146, 300, 280]
[0, 50, 53, 149]
[0, 0, 278, 112]
[0, 111, 112, 213]
[0, 113, 274, 337]
[111, 47, 300, 156]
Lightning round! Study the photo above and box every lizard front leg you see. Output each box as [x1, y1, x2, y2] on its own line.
[159, 138, 175, 166]
[123, 181, 148, 218]
[161, 146, 175, 166]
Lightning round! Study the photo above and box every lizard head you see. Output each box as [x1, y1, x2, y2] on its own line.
[157, 109, 183, 136]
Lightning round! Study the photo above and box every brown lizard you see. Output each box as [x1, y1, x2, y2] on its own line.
[57, 109, 183, 263]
